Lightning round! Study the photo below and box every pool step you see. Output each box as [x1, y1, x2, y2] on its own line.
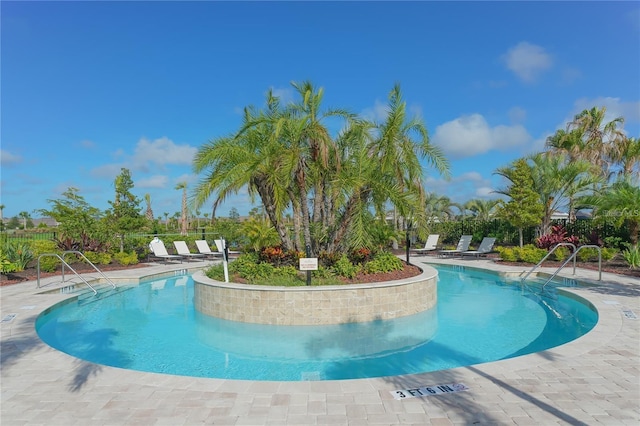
[76, 283, 134, 305]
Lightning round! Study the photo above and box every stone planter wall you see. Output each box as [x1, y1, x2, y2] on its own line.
[192, 265, 438, 325]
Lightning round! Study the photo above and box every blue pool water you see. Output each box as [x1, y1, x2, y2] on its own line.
[36, 266, 598, 381]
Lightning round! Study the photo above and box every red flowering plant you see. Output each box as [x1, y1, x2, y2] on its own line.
[258, 246, 302, 267]
[349, 247, 373, 264]
[535, 225, 580, 251]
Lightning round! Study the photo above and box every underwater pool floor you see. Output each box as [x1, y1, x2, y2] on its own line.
[1, 258, 638, 425]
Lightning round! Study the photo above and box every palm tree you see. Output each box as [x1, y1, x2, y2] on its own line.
[175, 182, 188, 235]
[567, 106, 625, 179]
[581, 177, 640, 247]
[465, 198, 500, 221]
[163, 212, 169, 230]
[193, 91, 295, 249]
[496, 153, 599, 235]
[192, 82, 450, 254]
[609, 136, 640, 179]
[424, 192, 457, 223]
[144, 193, 154, 221]
[0, 204, 5, 230]
[18, 211, 30, 230]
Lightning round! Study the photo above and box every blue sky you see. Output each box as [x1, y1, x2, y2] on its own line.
[2, 1, 639, 220]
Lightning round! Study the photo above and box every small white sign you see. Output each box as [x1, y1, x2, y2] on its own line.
[299, 258, 318, 271]
[391, 383, 469, 400]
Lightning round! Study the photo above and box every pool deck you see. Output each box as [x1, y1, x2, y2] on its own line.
[1, 257, 638, 425]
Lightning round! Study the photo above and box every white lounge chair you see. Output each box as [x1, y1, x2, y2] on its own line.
[410, 234, 439, 255]
[461, 237, 496, 258]
[149, 240, 182, 263]
[173, 241, 205, 261]
[214, 239, 241, 256]
[438, 235, 473, 257]
[195, 240, 223, 259]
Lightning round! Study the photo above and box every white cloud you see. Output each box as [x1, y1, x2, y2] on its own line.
[475, 187, 495, 197]
[137, 175, 169, 189]
[432, 114, 532, 159]
[361, 100, 389, 123]
[571, 97, 640, 125]
[131, 137, 197, 171]
[90, 162, 127, 179]
[508, 106, 527, 124]
[0, 150, 22, 166]
[502, 42, 553, 83]
[270, 86, 295, 105]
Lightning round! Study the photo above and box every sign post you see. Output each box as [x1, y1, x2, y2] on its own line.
[299, 245, 317, 286]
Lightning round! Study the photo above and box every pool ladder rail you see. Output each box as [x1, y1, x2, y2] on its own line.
[521, 243, 602, 290]
[37, 250, 117, 295]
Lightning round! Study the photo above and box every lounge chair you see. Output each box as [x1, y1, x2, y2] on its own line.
[461, 237, 496, 258]
[214, 239, 241, 256]
[410, 234, 439, 255]
[195, 240, 224, 259]
[438, 235, 473, 257]
[173, 241, 205, 261]
[149, 240, 182, 263]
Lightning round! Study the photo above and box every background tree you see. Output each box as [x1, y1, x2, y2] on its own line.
[38, 187, 106, 247]
[464, 198, 500, 221]
[580, 177, 640, 248]
[163, 212, 169, 230]
[144, 193, 154, 221]
[0, 204, 5, 230]
[18, 211, 31, 230]
[494, 159, 544, 247]
[106, 168, 145, 251]
[7, 216, 20, 230]
[175, 182, 188, 235]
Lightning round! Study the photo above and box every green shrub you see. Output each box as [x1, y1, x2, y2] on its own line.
[577, 247, 599, 262]
[27, 240, 62, 272]
[4, 242, 34, 271]
[332, 254, 360, 279]
[38, 256, 60, 273]
[518, 245, 547, 264]
[496, 246, 517, 262]
[312, 266, 335, 279]
[364, 252, 403, 274]
[83, 251, 112, 265]
[114, 251, 139, 266]
[499, 245, 546, 264]
[601, 247, 617, 262]
[551, 246, 569, 262]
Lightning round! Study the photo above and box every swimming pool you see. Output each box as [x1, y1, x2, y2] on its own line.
[35, 265, 598, 381]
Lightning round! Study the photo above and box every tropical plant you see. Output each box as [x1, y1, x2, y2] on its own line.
[240, 217, 279, 252]
[622, 245, 640, 269]
[175, 182, 188, 236]
[580, 177, 640, 247]
[465, 198, 500, 221]
[0, 248, 17, 274]
[535, 225, 580, 250]
[494, 158, 544, 247]
[144, 193, 154, 221]
[192, 82, 450, 255]
[3, 243, 33, 271]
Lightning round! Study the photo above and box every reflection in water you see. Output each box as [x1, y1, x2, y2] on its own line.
[194, 308, 438, 361]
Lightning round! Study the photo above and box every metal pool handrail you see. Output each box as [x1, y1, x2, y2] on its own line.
[37, 251, 116, 294]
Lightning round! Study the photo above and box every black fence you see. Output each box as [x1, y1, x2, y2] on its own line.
[426, 218, 629, 248]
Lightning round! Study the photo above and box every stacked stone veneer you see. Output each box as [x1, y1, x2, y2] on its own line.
[192, 265, 438, 325]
